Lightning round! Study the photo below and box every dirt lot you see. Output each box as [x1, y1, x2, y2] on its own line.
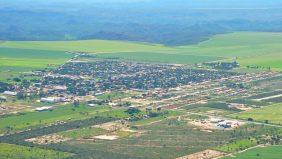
[176, 149, 226, 159]
[0, 104, 31, 115]
[26, 134, 70, 145]
[93, 121, 127, 132]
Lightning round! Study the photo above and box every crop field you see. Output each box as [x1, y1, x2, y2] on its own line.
[229, 103, 282, 125]
[0, 143, 72, 159]
[96, 52, 221, 64]
[1, 32, 281, 72]
[177, 32, 282, 70]
[0, 105, 129, 134]
[0, 40, 173, 53]
[222, 145, 282, 159]
[0, 47, 72, 81]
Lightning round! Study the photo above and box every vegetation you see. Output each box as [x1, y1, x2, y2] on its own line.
[0, 105, 127, 134]
[58, 127, 106, 139]
[59, 121, 282, 159]
[230, 103, 282, 125]
[215, 138, 257, 153]
[222, 145, 282, 159]
[1, 32, 282, 73]
[96, 52, 220, 64]
[0, 48, 72, 81]
[0, 143, 72, 159]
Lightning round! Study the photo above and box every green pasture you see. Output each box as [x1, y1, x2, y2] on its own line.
[0, 32, 281, 77]
[0, 143, 72, 159]
[0, 40, 172, 53]
[58, 127, 106, 139]
[0, 47, 72, 81]
[96, 52, 221, 64]
[222, 145, 282, 159]
[216, 138, 257, 153]
[0, 105, 129, 134]
[229, 103, 282, 125]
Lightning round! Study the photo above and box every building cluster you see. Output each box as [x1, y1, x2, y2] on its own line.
[42, 60, 238, 96]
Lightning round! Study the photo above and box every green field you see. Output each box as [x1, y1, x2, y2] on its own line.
[0, 105, 129, 134]
[96, 52, 221, 64]
[222, 145, 282, 159]
[0, 143, 71, 159]
[177, 32, 282, 70]
[1, 32, 281, 73]
[216, 138, 257, 153]
[0, 40, 172, 53]
[230, 103, 282, 125]
[0, 47, 72, 81]
[58, 127, 106, 139]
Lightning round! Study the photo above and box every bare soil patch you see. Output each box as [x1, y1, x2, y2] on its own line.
[176, 149, 226, 159]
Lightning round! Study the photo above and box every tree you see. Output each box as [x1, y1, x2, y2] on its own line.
[73, 100, 80, 107]
[16, 92, 26, 100]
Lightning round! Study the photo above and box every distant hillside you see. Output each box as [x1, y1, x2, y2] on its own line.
[1, 32, 282, 71]
[0, 0, 281, 45]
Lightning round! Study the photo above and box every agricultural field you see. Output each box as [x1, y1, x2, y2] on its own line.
[215, 138, 258, 153]
[0, 143, 72, 159]
[0, 105, 129, 134]
[230, 103, 282, 125]
[222, 145, 282, 159]
[58, 127, 106, 140]
[0, 47, 72, 81]
[1, 32, 282, 72]
[0, 40, 173, 53]
[96, 52, 221, 65]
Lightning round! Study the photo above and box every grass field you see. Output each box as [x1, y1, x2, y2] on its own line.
[177, 32, 282, 70]
[58, 127, 106, 139]
[0, 40, 172, 53]
[222, 145, 282, 159]
[229, 103, 282, 125]
[0, 143, 71, 159]
[0, 47, 72, 81]
[215, 138, 257, 153]
[96, 52, 221, 64]
[1, 32, 281, 73]
[0, 105, 129, 134]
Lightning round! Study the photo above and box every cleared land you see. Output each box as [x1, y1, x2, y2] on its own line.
[222, 145, 282, 159]
[230, 103, 282, 125]
[62, 119, 280, 159]
[0, 143, 71, 159]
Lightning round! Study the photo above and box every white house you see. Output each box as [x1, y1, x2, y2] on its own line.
[40, 97, 66, 103]
[2, 91, 17, 96]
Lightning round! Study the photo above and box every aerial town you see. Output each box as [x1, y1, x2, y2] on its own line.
[0, 53, 281, 159]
